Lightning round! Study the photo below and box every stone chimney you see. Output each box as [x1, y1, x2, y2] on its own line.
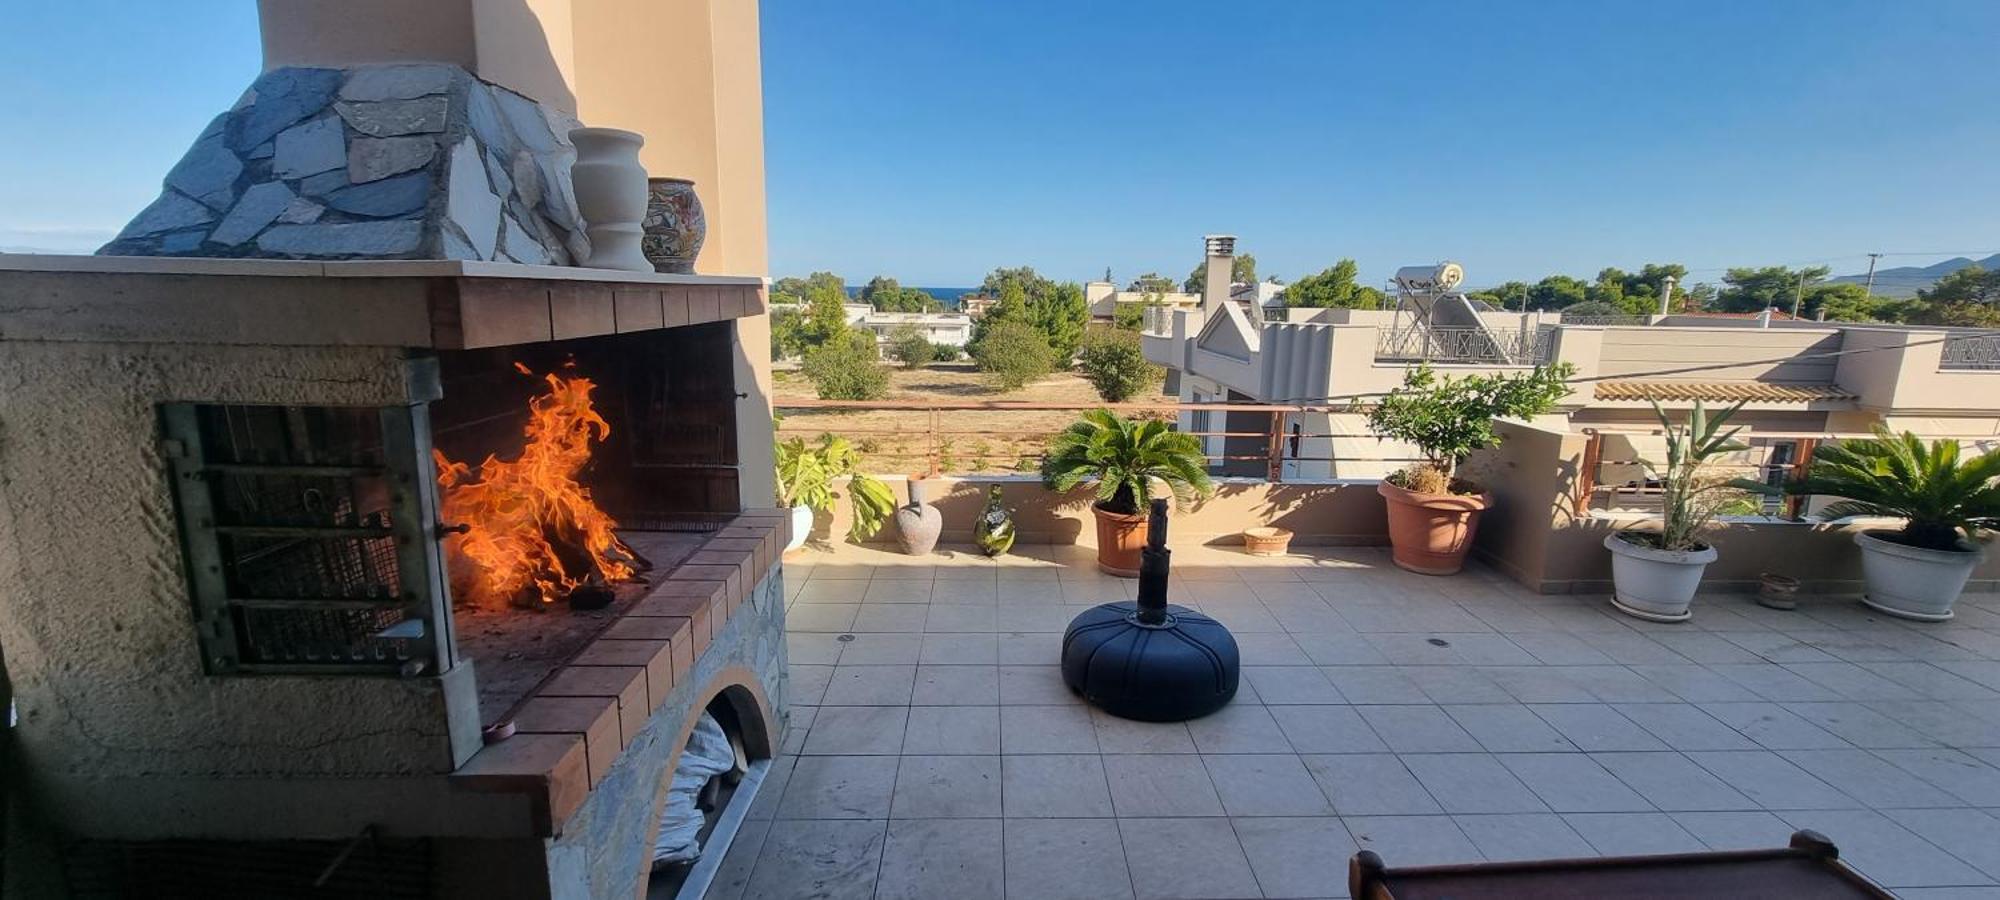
[1202, 234, 1235, 314]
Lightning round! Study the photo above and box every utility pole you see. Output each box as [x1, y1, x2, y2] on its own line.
[1862, 252, 1883, 296]
[1792, 271, 1807, 319]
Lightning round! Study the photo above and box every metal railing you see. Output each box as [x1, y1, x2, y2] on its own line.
[1374, 326, 1555, 365]
[774, 399, 1422, 481]
[1940, 333, 2000, 370]
[1559, 315, 1651, 327]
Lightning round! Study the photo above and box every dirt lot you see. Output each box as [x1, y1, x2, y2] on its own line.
[772, 363, 1168, 474]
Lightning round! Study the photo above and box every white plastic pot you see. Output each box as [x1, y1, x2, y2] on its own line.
[1605, 532, 1716, 623]
[785, 504, 812, 554]
[1855, 530, 1980, 622]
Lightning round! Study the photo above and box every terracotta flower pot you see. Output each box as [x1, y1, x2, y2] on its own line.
[1377, 481, 1489, 575]
[1242, 526, 1294, 557]
[1092, 503, 1149, 577]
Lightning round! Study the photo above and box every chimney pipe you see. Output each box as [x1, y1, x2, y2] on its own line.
[1202, 234, 1236, 314]
[1659, 274, 1677, 316]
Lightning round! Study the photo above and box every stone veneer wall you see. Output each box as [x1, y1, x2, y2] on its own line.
[98, 65, 590, 263]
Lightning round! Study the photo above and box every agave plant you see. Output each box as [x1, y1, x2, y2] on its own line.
[1634, 398, 1750, 552]
[1040, 409, 1212, 514]
[773, 434, 898, 543]
[1741, 427, 2000, 551]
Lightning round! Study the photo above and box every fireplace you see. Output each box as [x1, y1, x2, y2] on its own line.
[0, 255, 790, 899]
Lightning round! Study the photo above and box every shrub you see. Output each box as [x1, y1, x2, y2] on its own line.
[886, 325, 934, 368]
[772, 433, 896, 542]
[970, 320, 1054, 391]
[1112, 301, 1148, 332]
[1076, 330, 1161, 402]
[1041, 409, 1212, 514]
[1560, 300, 1628, 319]
[931, 342, 962, 362]
[1367, 363, 1573, 494]
[801, 331, 888, 400]
[1633, 398, 1750, 551]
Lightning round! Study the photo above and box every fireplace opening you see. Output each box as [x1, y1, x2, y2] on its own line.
[426, 324, 747, 724]
[646, 687, 775, 900]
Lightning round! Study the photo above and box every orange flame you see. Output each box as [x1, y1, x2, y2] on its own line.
[434, 366, 636, 608]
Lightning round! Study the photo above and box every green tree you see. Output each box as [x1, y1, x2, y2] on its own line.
[980, 266, 1058, 305]
[801, 331, 888, 400]
[1028, 281, 1090, 361]
[931, 342, 962, 362]
[1184, 253, 1257, 293]
[1127, 272, 1177, 293]
[1075, 330, 1160, 402]
[1558, 300, 1628, 319]
[1283, 259, 1379, 309]
[861, 275, 940, 313]
[1468, 280, 1531, 310]
[886, 324, 934, 368]
[1112, 301, 1148, 332]
[796, 271, 853, 344]
[770, 306, 810, 360]
[1716, 265, 1831, 313]
[970, 319, 1054, 391]
[1526, 275, 1589, 310]
[1907, 265, 2000, 326]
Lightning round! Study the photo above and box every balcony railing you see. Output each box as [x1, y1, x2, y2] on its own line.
[1374, 326, 1554, 365]
[1940, 333, 2000, 370]
[1559, 314, 1651, 327]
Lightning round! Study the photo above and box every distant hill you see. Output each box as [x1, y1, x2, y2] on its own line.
[1829, 253, 2000, 297]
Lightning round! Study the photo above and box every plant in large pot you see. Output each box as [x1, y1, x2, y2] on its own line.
[1605, 399, 1748, 622]
[774, 434, 897, 553]
[1041, 409, 1213, 576]
[1743, 428, 1999, 621]
[1366, 363, 1572, 575]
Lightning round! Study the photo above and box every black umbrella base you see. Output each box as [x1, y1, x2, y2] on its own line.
[1061, 602, 1241, 722]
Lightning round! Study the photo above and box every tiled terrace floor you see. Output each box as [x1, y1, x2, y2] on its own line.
[710, 542, 2000, 899]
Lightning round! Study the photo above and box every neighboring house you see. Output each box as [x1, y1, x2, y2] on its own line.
[844, 303, 975, 347]
[1145, 239, 2000, 481]
[1082, 282, 1202, 320]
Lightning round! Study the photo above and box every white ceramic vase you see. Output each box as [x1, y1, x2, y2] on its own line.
[1604, 532, 1716, 622]
[567, 127, 652, 272]
[1855, 531, 1979, 621]
[786, 504, 812, 554]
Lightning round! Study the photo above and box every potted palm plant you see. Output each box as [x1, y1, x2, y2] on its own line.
[1367, 363, 1572, 575]
[1745, 428, 1999, 621]
[1605, 399, 1748, 622]
[1041, 409, 1213, 576]
[774, 434, 896, 552]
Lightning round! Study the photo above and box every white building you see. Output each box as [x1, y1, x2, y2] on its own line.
[843, 304, 974, 347]
[1082, 282, 1201, 320]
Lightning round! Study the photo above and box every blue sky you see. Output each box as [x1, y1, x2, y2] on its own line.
[4, 1, 1997, 289]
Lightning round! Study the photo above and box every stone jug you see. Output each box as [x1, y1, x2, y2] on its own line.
[567, 127, 652, 272]
[642, 177, 707, 273]
[893, 477, 943, 556]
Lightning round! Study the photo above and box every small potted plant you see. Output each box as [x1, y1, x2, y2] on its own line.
[774, 434, 896, 552]
[1367, 363, 1572, 574]
[1745, 428, 1999, 621]
[1605, 399, 1748, 622]
[1041, 409, 1213, 576]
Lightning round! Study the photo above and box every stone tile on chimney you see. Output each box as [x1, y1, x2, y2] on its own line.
[340, 65, 454, 103]
[229, 67, 343, 151]
[209, 182, 296, 247]
[272, 116, 347, 180]
[164, 131, 243, 209]
[335, 96, 449, 138]
[503, 216, 550, 266]
[347, 136, 436, 184]
[256, 220, 422, 257]
[277, 197, 324, 225]
[111, 192, 215, 241]
[323, 172, 430, 217]
[447, 138, 502, 259]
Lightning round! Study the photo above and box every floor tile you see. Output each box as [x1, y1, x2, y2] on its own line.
[1303, 754, 1443, 815]
[901, 705, 1000, 754]
[998, 665, 1076, 705]
[1270, 704, 1392, 753]
[876, 818, 1004, 900]
[789, 664, 834, 706]
[1612, 703, 1760, 751]
[1186, 703, 1296, 754]
[778, 755, 900, 819]
[836, 632, 923, 665]
[796, 579, 869, 603]
[1356, 705, 1482, 752]
[1203, 753, 1336, 816]
[1322, 667, 1430, 704]
[1002, 754, 1114, 817]
[1528, 704, 1668, 751]
[1102, 754, 1225, 817]
[1232, 631, 1314, 666]
[1781, 809, 1994, 888]
[1444, 704, 1575, 752]
[1454, 813, 1594, 861]
[891, 755, 1001, 818]
[925, 604, 999, 632]
[1778, 748, 1963, 808]
[1498, 752, 1652, 812]
[1003, 818, 1133, 900]
[1342, 815, 1482, 866]
[1627, 665, 1763, 702]
[786, 632, 845, 665]
[1001, 704, 1099, 754]
[1404, 666, 1516, 704]
[802, 706, 909, 755]
[821, 665, 916, 706]
[1587, 751, 1757, 811]
[1670, 810, 1805, 850]
[864, 581, 935, 604]
[854, 603, 929, 633]
[1294, 633, 1392, 666]
[1401, 753, 1549, 814]
[1232, 816, 1358, 899]
[911, 664, 999, 705]
[1119, 818, 1262, 900]
[1784, 701, 1942, 748]
[788, 603, 859, 632]
[1696, 702, 1850, 750]
[1872, 748, 2000, 807]
[1563, 812, 1708, 856]
[1242, 666, 1345, 704]
[1684, 750, 1858, 810]
[1884, 809, 2000, 881]
[919, 633, 999, 665]
[1091, 708, 1198, 754]
[742, 819, 886, 900]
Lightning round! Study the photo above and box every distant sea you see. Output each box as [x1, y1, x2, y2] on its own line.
[847, 286, 977, 310]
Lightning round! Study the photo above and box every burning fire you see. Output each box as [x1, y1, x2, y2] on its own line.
[434, 363, 637, 608]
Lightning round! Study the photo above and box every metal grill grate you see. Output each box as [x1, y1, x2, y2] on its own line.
[163, 402, 453, 676]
